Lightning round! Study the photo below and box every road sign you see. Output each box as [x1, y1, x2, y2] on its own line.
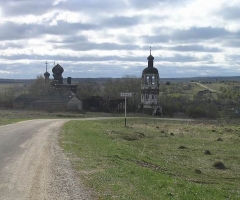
[120, 92, 132, 97]
[120, 92, 132, 127]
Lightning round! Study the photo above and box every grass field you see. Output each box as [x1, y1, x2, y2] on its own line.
[0, 109, 86, 125]
[0, 108, 154, 126]
[60, 118, 240, 199]
[0, 109, 139, 126]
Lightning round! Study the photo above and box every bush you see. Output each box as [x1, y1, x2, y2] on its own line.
[186, 103, 219, 119]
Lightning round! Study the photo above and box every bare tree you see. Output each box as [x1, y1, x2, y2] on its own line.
[28, 75, 51, 96]
[103, 75, 141, 111]
[77, 79, 103, 99]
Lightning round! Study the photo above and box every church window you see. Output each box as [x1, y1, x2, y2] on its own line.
[146, 94, 149, 99]
[152, 76, 155, 85]
[152, 95, 154, 99]
[146, 76, 149, 84]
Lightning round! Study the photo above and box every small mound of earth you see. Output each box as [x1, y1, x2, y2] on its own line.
[204, 150, 212, 155]
[194, 169, 202, 174]
[178, 146, 187, 149]
[213, 161, 227, 170]
[123, 132, 145, 141]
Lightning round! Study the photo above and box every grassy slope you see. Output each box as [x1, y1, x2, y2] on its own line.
[0, 109, 87, 126]
[60, 118, 240, 199]
[0, 109, 149, 126]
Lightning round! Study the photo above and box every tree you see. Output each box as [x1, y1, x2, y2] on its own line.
[103, 76, 141, 111]
[77, 79, 103, 99]
[28, 75, 51, 96]
[0, 87, 15, 102]
[166, 81, 171, 86]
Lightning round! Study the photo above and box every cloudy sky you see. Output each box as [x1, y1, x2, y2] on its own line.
[0, 0, 240, 79]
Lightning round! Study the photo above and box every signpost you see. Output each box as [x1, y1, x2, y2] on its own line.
[120, 92, 132, 127]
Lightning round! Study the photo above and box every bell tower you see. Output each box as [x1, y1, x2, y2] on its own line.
[141, 47, 160, 113]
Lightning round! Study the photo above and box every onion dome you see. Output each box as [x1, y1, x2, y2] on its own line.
[147, 54, 154, 61]
[142, 47, 158, 74]
[44, 71, 50, 77]
[147, 46, 154, 61]
[52, 63, 64, 75]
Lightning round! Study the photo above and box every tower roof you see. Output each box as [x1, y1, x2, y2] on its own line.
[147, 46, 154, 60]
[52, 63, 64, 74]
[44, 61, 50, 77]
[142, 67, 158, 74]
[142, 47, 158, 75]
[44, 71, 50, 77]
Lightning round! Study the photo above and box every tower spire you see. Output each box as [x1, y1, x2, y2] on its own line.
[45, 61, 48, 72]
[150, 46, 152, 55]
[44, 61, 50, 83]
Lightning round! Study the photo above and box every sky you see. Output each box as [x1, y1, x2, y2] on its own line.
[0, 0, 240, 79]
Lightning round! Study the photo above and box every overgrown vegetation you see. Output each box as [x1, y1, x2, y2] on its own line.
[60, 118, 240, 199]
[28, 75, 51, 95]
[159, 81, 240, 119]
[75, 78, 240, 119]
[76, 75, 141, 112]
[2, 76, 240, 119]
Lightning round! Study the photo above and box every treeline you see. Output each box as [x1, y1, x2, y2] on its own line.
[160, 81, 240, 119]
[74, 78, 229, 119]
[76, 75, 141, 112]
[2, 75, 240, 119]
[160, 95, 219, 119]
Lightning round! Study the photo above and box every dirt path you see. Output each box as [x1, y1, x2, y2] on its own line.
[194, 82, 220, 93]
[0, 120, 95, 199]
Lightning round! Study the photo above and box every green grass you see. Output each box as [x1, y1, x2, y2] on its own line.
[0, 118, 29, 126]
[60, 119, 240, 199]
[0, 109, 151, 126]
[0, 109, 90, 126]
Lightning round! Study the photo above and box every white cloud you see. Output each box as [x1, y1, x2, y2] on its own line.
[0, 0, 239, 79]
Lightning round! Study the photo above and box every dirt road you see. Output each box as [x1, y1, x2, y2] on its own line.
[0, 119, 95, 200]
[0, 117, 192, 199]
[194, 82, 220, 93]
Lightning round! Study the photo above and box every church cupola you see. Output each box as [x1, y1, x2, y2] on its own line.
[44, 61, 50, 83]
[147, 47, 154, 68]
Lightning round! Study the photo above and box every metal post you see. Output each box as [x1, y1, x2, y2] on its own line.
[120, 92, 132, 127]
[125, 96, 127, 127]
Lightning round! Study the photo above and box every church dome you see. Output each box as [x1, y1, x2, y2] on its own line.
[142, 47, 158, 74]
[147, 54, 154, 60]
[142, 67, 158, 74]
[44, 71, 50, 77]
[52, 63, 64, 75]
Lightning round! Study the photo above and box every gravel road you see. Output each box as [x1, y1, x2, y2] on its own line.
[0, 119, 95, 200]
